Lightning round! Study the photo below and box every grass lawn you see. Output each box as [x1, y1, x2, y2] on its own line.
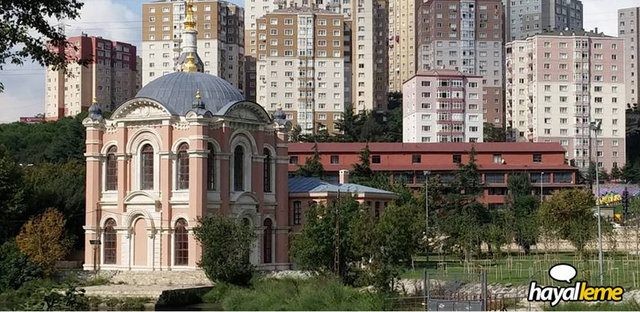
[401, 252, 640, 288]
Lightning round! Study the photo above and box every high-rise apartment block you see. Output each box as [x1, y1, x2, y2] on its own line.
[256, 7, 346, 134]
[505, 31, 626, 172]
[244, 1, 352, 101]
[403, 70, 484, 143]
[45, 35, 139, 121]
[352, 0, 389, 112]
[619, 7, 640, 107]
[141, 0, 244, 91]
[417, 0, 504, 126]
[503, 0, 583, 41]
[388, 0, 417, 92]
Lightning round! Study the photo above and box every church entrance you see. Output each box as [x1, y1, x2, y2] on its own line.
[133, 218, 147, 266]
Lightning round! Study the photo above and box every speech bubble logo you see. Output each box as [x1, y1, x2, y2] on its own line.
[549, 263, 577, 283]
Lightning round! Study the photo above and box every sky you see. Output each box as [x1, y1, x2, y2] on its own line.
[0, 0, 636, 123]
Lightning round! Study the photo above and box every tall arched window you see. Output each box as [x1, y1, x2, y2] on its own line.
[234, 145, 245, 191]
[103, 219, 117, 264]
[177, 143, 189, 189]
[263, 148, 272, 193]
[263, 218, 273, 264]
[174, 219, 188, 266]
[207, 143, 216, 190]
[141, 144, 154, 190]
[105, 146, 118, 191]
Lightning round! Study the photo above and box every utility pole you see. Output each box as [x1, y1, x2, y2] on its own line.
[424, 170, 430, 264]
[591, 120, 604, 285]
[540, 171, 544, 203]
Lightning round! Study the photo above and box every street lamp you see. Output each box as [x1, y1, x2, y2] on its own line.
[540, 171, 544, 203]
[424, 170, 430, 264]
[590, 120, 604, 285]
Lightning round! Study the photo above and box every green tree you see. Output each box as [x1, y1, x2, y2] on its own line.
[484, 208, 513, 257]
[335, 103, 360, 142]
[290, 124, 302, 142]
[193, 215, 255, 286]
[507, 173, 539, 254]
[0, 146, 27, 244]
[0, 0, 85, 92]
[295, 143, 324, 178]
[623, 162, 640, 183]
[610, 165, 623, 181]
[0, 241, 43, 292]
[538, 189, 599, 255]
[15, 208, 72, 276]
[483, 122, 506, 142]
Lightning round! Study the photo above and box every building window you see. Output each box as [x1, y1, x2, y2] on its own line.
[289, 156, 298, 164]
[372, 155, 381, 163]
[103, 219, 117, 264]
[263, 148, 272, 193]
[330, 155, 339, 164]
[293, 201, 301, 225]
[452, 154, 462, 164]
[533, 153, 542, 163]
[141, 144, 154, 190]
[263, 219, 273, 264]
[207, 143, 216, 190]
[485, 173, 505, 184]
[554, 172, 573, 183]
[412, 154, 421, 163]
[174, 219, 188, 266]
[234, 146, 245, 191]
[492, 154, 502, 164]
[177, 143, 189, 189]
[105, 146, 118, 191]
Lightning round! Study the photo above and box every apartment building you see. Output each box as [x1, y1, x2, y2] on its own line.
[141, 0, 244, 91]
[244, 1, 352, 101]
[388, 0, 417, 92]
[403, 69, 484, 143]
[503, 0, 583, 41]
[505, 31, 626, 172]
[351, 0, 389, 112]
[619, 7, 640, 107]
[45, 35, 139, 121]
[417, 0, 504, 127]
[256, 7, 346, 134]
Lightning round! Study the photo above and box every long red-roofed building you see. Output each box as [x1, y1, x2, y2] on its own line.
[288, 142, 581, 207]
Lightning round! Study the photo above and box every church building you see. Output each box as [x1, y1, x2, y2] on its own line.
[82, 0, 291, 271]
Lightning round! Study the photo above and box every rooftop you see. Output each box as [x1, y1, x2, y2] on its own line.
[288, 142, 567, 154]
[288, 176, 396, 196]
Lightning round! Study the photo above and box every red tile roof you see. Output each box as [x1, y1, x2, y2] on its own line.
[288, 142, 567, 154]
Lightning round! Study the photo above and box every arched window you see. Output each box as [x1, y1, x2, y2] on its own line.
[177, 143, 189, 189]
[141, 144, 154, 190]
[103, 219, 117, 264]
[263, 148, 272, 193]
[174, 219, 188, 266]
[207, 143, 216, 190]
[234, 145, 245, 191]
[263, 218, 273, 264]
[105, 146, 118, 191]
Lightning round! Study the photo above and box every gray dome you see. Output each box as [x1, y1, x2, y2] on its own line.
[136, 72, 244, 115]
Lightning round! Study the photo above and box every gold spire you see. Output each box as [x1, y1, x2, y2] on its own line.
[195, 89, 201, 100]
[92, 97, 98, 104]
[183, 52, 198, 72]
[184, 0, 196, 31]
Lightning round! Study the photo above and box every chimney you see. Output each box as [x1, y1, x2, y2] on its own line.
[339, 169, 349, 184]
[594, 27, 598, 34]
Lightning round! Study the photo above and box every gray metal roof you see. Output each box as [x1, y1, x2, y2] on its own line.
[288, 177, 395, 196]
[135, 72, 244, 115]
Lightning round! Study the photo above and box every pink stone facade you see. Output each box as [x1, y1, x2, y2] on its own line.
[83, 97, 291, 271]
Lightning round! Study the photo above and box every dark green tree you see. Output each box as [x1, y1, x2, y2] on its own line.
[483, 122, 506, 142]
[0, 146, 27, 244]
[335, 103, 360, 142]
[295, 143, 324, 178]
[193, 215, 255, 286]
[610, 165, 623, 181]
[350, 145, 389, 189]
[290, 124, 302, 142]
[623, 162, 640, 183]
[507, 173, 539, 254]
[0, 241, 43, 292]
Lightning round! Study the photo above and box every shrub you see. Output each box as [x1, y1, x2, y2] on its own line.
[218, 277, 385, 311]
[0, 241, 43, 292]
[193, 215, 255, 286]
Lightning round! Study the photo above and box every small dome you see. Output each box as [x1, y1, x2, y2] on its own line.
[273, 107, 286, 120]
[88, 102, 103, 121]
[135, 72, 244, 115]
